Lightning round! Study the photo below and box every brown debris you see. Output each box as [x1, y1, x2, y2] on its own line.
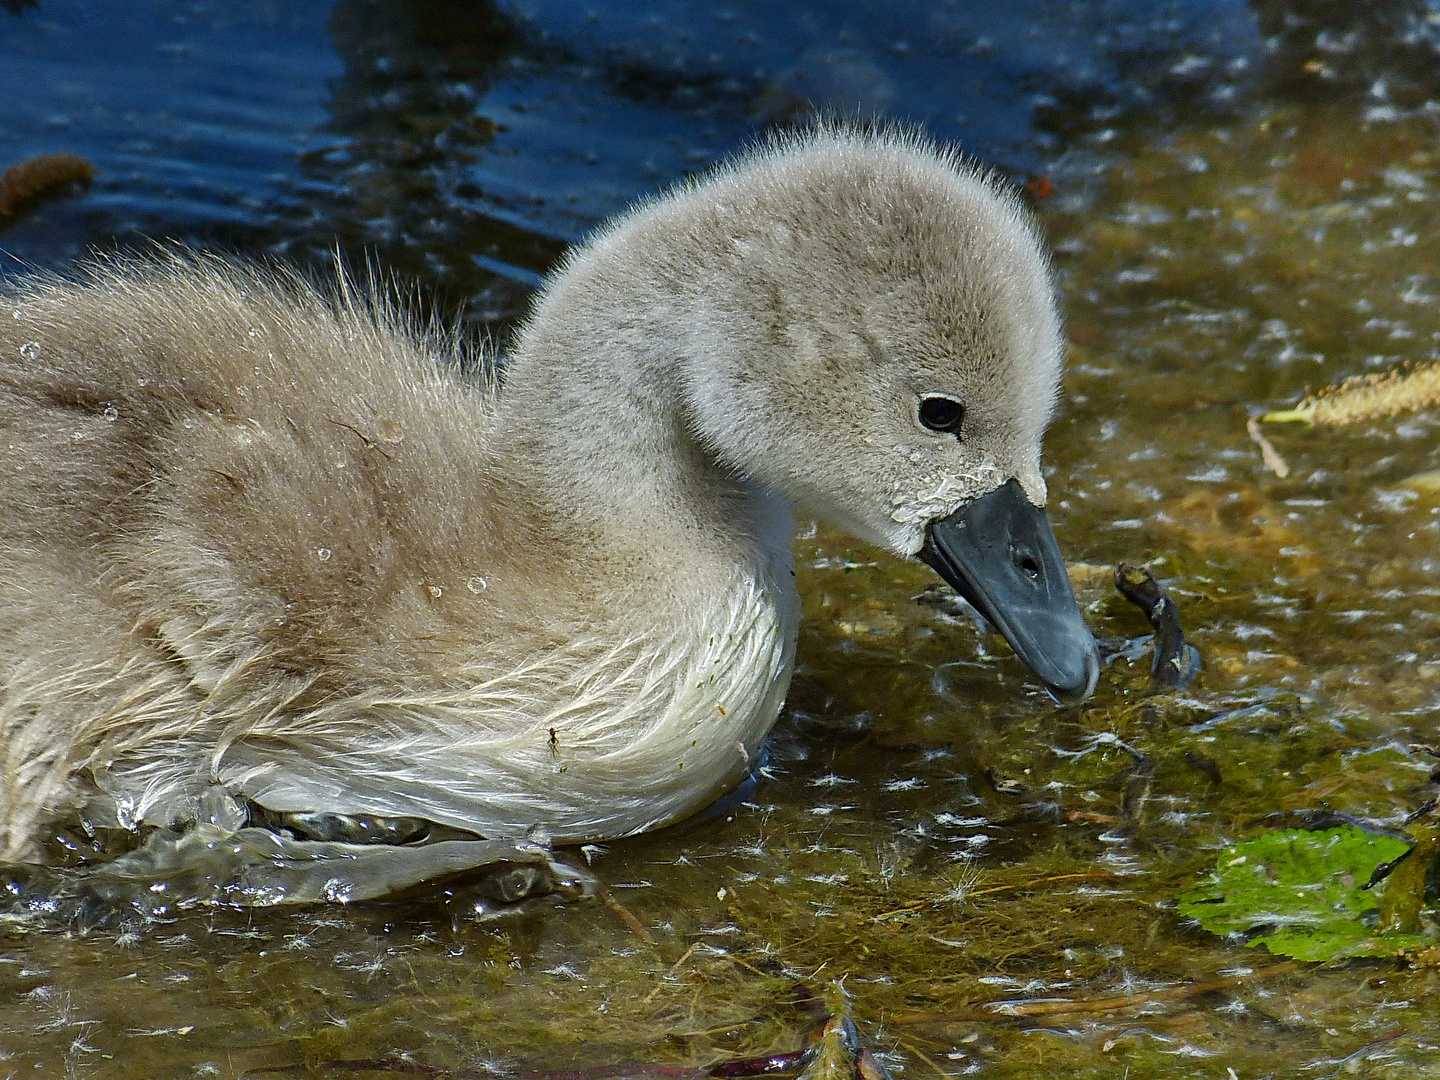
[0, 152, 95, 227]
[595, 879, 656, 945]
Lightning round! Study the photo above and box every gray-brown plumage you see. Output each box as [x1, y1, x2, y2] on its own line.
[0, 128, 1087, 861]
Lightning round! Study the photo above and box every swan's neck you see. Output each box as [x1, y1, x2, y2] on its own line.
[493, 266, 786, 596]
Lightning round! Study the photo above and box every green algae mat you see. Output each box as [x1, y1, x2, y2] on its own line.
[1178, 826, 1434, 962]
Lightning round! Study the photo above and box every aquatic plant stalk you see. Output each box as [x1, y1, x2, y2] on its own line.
[1264, 362, 1440, 425]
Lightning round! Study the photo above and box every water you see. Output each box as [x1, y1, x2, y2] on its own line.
[5, 1, 1440, 1077]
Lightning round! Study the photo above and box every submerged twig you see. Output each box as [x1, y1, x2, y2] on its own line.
[872, 872, 1121, 921]
[1316, 1025, 1406, 1073]
[890, 960, 1302, 1025]
[1114, 563, 1200, 689]
[642, 941, 702, 1004]
[897, 1040, 948, 1079]
[1246, 414, 1290, 478]
[595, 879, 656, 945]
[1264, 362, 1440, 426]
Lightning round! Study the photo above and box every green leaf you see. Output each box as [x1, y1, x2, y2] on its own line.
[1177, 826, 1432, 961]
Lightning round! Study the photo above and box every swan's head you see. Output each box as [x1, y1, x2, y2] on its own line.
[661, 130, 1100, 700]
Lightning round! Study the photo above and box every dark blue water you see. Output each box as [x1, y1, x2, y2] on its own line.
[0, 2, 339, 257]
[1, 0, 1276, 308]
[12, 1, 1440, 321]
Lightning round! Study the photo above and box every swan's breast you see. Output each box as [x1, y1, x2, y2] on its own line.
[209, 571, 800, 841]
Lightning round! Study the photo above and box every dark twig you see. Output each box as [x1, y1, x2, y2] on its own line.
[1114, 563, 1200, 689]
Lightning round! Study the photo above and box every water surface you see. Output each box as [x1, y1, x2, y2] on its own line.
[4, 2, 1440, 1077]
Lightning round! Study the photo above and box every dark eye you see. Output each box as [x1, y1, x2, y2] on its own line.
[918, 395, 965, 434]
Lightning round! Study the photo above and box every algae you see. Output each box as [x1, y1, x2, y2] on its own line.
[1177, 826, 1433, 960]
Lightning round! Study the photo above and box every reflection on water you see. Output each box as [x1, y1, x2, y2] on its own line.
[6, 1, 1440, 1078]
[0, 0, 341, 263]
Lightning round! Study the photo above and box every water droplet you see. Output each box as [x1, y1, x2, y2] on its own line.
[427, 584, 443, 598]
[19, 341, 40, 361]
[466, 575, 488, 593]
[114, 796, 138, 831]
[317, 548, 331, 561]
[376, 417, 405, 444]
[103, 403, 119, 422]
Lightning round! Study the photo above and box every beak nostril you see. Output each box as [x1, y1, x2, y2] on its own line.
[925, 481, 1094, 700]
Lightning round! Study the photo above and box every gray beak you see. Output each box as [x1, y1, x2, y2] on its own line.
[918, 479, 1100, 703]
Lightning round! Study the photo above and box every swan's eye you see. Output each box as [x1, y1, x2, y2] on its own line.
[918, 395, 965, 435]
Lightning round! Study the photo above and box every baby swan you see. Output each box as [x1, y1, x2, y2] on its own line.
[0, 129, 1097, 861]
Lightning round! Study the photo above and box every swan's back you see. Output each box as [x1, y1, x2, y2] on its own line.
[2, 257, 523, 667]
[0, 259, 573, 852]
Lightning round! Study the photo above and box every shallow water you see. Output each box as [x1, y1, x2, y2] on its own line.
[5, 1, 1440, 1077]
